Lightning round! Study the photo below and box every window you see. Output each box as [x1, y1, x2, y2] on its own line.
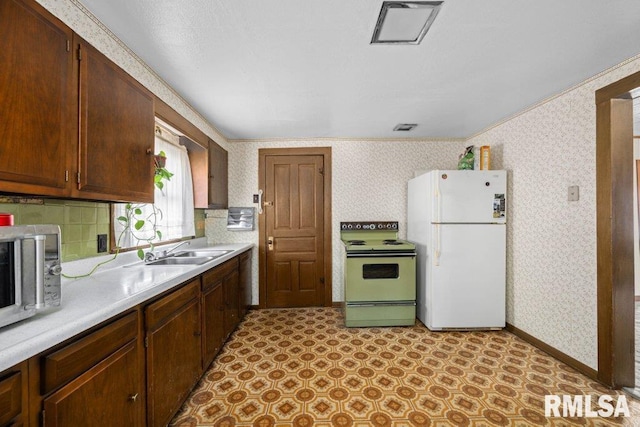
[113, 124, 195, 251]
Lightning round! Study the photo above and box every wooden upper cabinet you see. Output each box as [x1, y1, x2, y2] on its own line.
[208, 140, 228, 208]
[0, 0, 75, 197]
[0, 0, 155, 202]
[74, 36, 155, 202]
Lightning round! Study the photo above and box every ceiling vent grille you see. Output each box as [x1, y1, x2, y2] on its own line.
[371, 1, 443, 45]
[393, 123, 418, 131]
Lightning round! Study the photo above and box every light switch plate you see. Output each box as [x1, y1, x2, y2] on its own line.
[568, 185, 579, 201]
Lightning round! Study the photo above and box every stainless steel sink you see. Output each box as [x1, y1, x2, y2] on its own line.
[173, 250, 233, 258]
[145, 256, 215, 266]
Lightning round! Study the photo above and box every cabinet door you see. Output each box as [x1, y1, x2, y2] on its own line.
[0, 0, 75, 196]
[223, 269, 240, 338]
[146, 282, 201, 427]
[202, 282, 224, 369]
[75, 36, 155, 203]
[238, 250, 252, 320]
[43, 341, 143, 427]
[208, 140, 228, 208]
[0, 361, 28, 427]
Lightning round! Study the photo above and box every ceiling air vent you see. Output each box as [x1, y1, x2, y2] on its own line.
[371, 1, 443, 45]
[393, 123, 418, 131]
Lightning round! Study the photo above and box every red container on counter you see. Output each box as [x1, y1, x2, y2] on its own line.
[0, 213, 14, 226]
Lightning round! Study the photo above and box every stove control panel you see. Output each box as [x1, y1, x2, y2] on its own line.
[340, 222, 398, 230]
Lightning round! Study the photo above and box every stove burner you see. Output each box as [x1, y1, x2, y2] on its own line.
[348, 240, 366, 245]
[383, 239, 402, 245]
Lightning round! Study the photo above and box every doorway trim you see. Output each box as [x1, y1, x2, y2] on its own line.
[257, 147, 333, 309]
[595, 70, 640, 387]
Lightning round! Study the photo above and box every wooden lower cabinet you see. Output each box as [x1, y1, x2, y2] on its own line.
[42, 341, 141, 427]
[222, 261, 240, 339]
[0, 361, 28, 427]
[201, 277, 224, 370]
[238, 250, 252, 320]
[145, 279, 202, 427]
[33, 310, 145, 427]
[10, 251, 252, 427]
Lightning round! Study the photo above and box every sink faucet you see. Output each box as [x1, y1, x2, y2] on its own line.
[144, 241, 191, 263]
[164, 241, 191, 256]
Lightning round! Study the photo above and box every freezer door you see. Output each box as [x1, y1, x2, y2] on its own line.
[424, 223, 506, 330]
[431, 170, 506, 224]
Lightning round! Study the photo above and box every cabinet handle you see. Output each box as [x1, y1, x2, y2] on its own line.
[128, 393, 139, 402]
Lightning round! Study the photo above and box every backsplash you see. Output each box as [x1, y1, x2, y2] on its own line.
[0, 199, 206, 262]
[0, 198, 110, 262]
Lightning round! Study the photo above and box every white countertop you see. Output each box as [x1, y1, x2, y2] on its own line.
[0, 238, 253, 373]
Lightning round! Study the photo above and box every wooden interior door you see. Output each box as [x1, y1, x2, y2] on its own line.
[263, 154, 325, 307]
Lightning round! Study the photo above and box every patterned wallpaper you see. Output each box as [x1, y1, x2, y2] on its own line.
[468, 55, 640, 371]
[206, 139, 465, 308]
[34, 0, 640, 373]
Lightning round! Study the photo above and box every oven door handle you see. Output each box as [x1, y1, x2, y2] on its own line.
[347, 301, 416, 307]
[346, 252, 416, 258]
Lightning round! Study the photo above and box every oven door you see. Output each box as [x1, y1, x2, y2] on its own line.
[344, 252, 416, 302]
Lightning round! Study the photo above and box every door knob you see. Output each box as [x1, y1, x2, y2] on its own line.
[128, 393, 139, 402]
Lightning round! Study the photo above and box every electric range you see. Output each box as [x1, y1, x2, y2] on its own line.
[340, 221, 416, 327]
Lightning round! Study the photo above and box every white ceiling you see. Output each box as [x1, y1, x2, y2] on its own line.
[77, 0, 640, 140]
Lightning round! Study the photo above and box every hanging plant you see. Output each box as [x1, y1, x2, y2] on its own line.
[154, 150, 173, 192]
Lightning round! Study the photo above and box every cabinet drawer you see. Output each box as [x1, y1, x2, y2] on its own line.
[146, 279, 200, 330]
[202, 258, 238, 290]
[42, 311, 138, 394]
[0, 371, 21, 426]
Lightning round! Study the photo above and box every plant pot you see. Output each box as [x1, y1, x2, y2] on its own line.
[154, 155, 167, 169]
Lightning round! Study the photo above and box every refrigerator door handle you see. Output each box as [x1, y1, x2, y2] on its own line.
[434, 174, 441, 223]
[434, 224, 441, 266]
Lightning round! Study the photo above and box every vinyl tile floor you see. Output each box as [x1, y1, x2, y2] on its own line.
[171, 308, 640, 426]
[625, 302, 640, 400]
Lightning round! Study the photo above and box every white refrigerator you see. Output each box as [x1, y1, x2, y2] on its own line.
[407, 170, 507, 330]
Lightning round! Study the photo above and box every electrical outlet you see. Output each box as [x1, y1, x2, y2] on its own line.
[97, 234, 108, 253]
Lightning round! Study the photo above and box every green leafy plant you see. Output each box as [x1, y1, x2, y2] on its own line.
[116, 203, 163, 259]
[154, 150, 173, 192]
